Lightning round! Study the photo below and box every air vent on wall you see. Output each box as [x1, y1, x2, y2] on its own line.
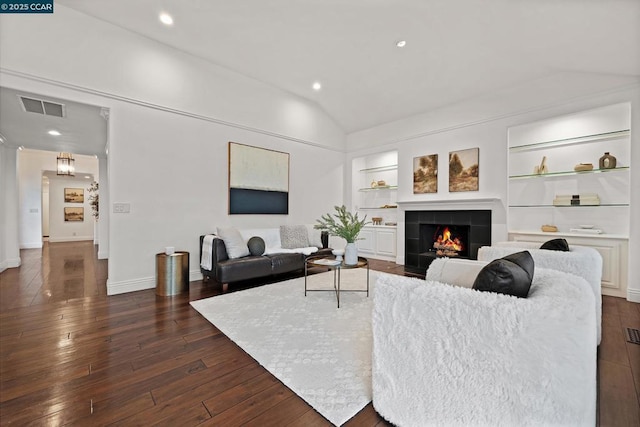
[18, 96, 65, 117]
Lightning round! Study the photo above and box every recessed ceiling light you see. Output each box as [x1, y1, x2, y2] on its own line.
[159, 12, 174, 26]
[18, 146, 24, 150]
[312, 82, 322, 91]
[48, 130, 61, 136]
[396, 40, 407, 48]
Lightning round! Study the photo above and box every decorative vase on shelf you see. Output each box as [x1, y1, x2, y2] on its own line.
[599, 152, 617, 169]
[344, 242, 358, 265]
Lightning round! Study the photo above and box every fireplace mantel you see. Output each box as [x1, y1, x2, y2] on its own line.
[397, 197, 501, 209]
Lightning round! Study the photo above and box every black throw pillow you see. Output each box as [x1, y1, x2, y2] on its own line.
[501, 250, 535, 283]
[540, 238, 570, 252]
[247, 236, 266, 256]
[473, 251, 534, 298]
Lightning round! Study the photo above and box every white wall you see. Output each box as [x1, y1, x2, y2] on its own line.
[1, 75, 346, 294]
[346, 86, 640, 302]
[0, 146, 21, 271]
[48, 176, 95, 242]
[17, 149, 98, 248]
[0, 7, 346, 294]
[97, 156, 109, 259]
[107, 100, 344, 294]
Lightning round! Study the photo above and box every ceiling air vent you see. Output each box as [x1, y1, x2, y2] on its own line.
[18, 96, 66, 118]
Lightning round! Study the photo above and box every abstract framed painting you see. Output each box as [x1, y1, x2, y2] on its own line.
[449, 148, 479, 192]
[413, 154, 438, 194]
[228, 142, 290, 214]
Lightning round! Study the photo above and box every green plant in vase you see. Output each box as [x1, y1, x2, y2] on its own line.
[315, 205, 369, 264]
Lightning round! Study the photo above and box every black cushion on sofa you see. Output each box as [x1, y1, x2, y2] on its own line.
[540, 238, 570, 251]
[248, 236, 266, 256]
[501, 250, 535, 283]
[473, 251, 534, 298]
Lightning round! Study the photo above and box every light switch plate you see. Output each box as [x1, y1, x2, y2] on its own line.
[113, 203, 131, 213]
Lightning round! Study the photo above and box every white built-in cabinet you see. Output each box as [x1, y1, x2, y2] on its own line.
[357, 226, 397, 262]
[507, 103, 631, 298]
[352, 151, 398, 261]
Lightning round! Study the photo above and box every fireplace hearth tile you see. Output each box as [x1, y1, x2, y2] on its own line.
[404, 209, 491, 273]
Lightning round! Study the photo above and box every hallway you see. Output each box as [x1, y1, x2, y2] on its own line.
[0, 241, 107, 311]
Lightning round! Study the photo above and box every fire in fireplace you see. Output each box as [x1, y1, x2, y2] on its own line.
[405, 210, 491, 274]
[433, 226, 464, 257]
[419, 223, 471, 260]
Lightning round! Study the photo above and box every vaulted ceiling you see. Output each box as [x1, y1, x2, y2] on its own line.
[56, 0, 640, 132]
[1, 0, 639, 156]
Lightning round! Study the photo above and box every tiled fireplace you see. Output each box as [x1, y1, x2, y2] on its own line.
[405, 210, 492, 274]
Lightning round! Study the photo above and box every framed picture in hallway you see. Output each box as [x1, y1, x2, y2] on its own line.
[64, 188, 84, 203]
[228, 142, 289, 214]
[449, 148, 479, 192]
[64, 207, 84, 222]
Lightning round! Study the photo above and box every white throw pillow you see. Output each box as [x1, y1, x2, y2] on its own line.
[280, 225, 310, 249]
[217, 227, 250, 259]
[306, 225, 323, 248]
[240, 228, 281, 250]
[426, 258, 488, 289]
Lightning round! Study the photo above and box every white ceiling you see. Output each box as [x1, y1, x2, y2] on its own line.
[1, 0, 639, 155]
[0, 87, 108, 157]
[54, 0, 640, 133]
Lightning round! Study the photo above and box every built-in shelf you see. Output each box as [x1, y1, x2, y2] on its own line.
[397, 197, 501, 206]
[358, 185, 398, 192]
[509, 166, 629, 180]
[358, 206, 398, 210]
[508, 230, 629, 240]
[509, 203, 629, 208]
[509, 129, 630, 153]
[359, 164, 398, 173]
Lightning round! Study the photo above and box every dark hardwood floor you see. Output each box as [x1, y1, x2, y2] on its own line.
[1, 241, 638, 426]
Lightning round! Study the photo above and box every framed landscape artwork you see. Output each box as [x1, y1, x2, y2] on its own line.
[64, 188, 84, 203]
[64, 207, 84, 222]
[228, 142, 290, 214]
[449, 148, 479, 192]
[413, 154, 438, 194]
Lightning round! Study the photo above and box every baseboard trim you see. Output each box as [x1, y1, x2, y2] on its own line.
[98, 250, 109, 260]
[107, 270, 203, 295]
[48, 236, 94, 243]
[20, 242, 43, 249]
[107, 276, 154, 295]
[190, 270, 203, 282]
[0, 257, 22, 272]
[627, 289, 640, 303]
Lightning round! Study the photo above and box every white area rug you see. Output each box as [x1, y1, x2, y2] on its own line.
[190, 269, 379, 426]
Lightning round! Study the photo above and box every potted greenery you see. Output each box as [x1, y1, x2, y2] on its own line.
[87, 181, 99, 220]
[315, 205, 369, 265]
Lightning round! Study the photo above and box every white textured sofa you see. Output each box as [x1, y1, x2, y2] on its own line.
[478, 242, 602, 344]
[372, 257, 597, 427]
